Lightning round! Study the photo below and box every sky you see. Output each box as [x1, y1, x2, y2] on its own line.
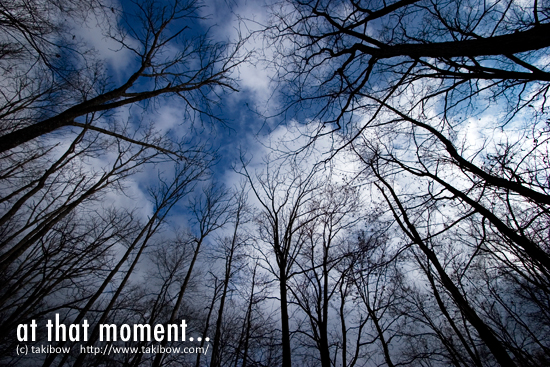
[53, 0, 279, 223]
[51, 0, 542, 225]
[133, 0, 280, 180]
[65, 0, 363, 227]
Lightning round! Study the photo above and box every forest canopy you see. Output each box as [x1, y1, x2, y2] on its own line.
[1, 0, 549, 366]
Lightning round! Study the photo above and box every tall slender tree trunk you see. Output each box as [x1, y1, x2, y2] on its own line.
[211, 207, 241, 367]
[280, 269, 291, 367]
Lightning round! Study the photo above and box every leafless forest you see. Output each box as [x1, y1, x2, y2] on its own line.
[1, 0, 550, 366]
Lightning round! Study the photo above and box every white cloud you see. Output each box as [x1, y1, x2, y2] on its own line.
[70, 1, 136, 75]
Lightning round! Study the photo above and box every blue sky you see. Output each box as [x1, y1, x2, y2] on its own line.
[57, 0, 277, 220]
[105, 0, 277, 182]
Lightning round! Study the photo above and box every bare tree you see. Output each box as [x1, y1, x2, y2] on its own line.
[0, 0, 247, 155]
[0, 1, 246, 365]
[68, 157, 209, 367]
[266, 1, 550, 365]
[288, 180, 360, 367]
[151, 182, 233, 367]
[240, 156, 324, 367]
[268, 0, 550, 138]
[0, 206, 138, 362]
[210, 182, 252, 367]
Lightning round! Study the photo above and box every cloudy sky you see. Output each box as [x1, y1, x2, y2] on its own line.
[49, 0, 277, 221]
[70, 0, 361, 219]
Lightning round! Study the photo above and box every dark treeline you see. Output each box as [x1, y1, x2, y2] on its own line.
[1, 0, 549, 366]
